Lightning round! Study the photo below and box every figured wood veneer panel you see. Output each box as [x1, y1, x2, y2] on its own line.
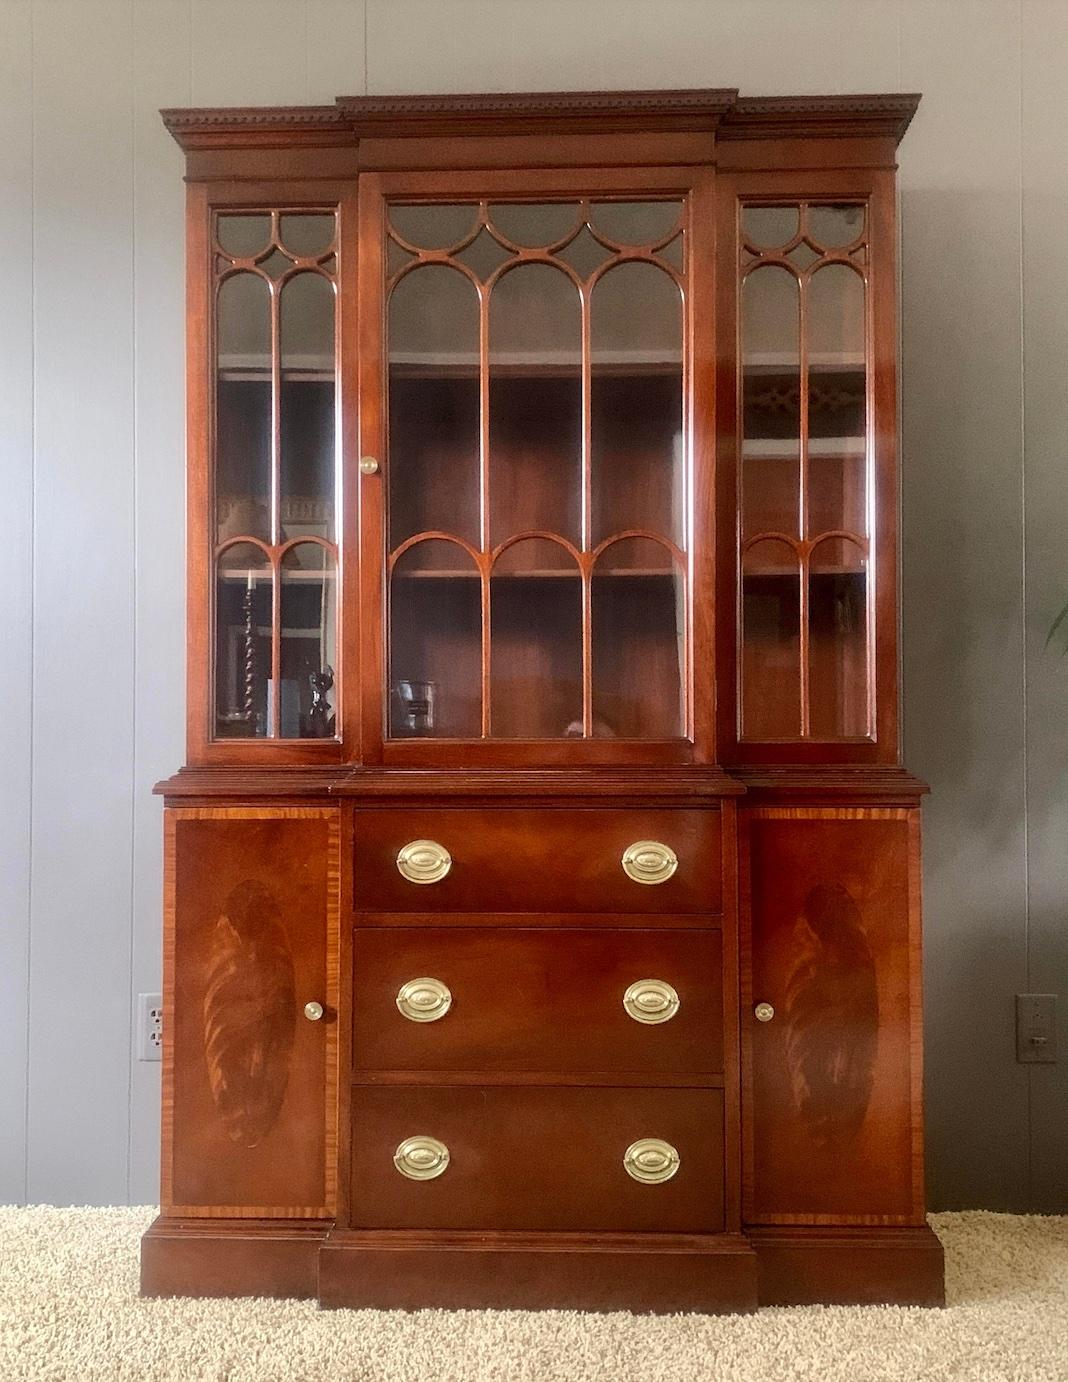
[746, 809, 919, 1222]
[165, 809, 338, 1216]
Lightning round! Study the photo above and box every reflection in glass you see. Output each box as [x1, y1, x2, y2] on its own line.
[491, 539, 582, 738]
[455, 227, 513, 279]
[279, 544, 338, 738]
[490, 264, 581, 545]
[215, 542, 271, 738]
[490, 203, 579, 247]
[217, 214, 271, 258]
[591, 200, 681, 245]
[279, 213, 335, 258]
[743, 206, 799, 249]
[741, 265, 800, 541]
[592, 538, 683, 738]
[389, 203, 478, 249]
[809, 537, 869, 737]
[389, 266, 480, 548]
[807, 263, 865, 366]
[807, 203, 865, 249]
[390, 540, 481, 738]
[280, 273, 336, 543]
[557, 225, 611, 279]
[741, 539, 801, 739]
[591, 262, 683, 545]
[216, 273, 271, 543]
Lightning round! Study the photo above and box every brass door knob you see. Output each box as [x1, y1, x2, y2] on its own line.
[359, 455, 380, 475]
[621, 840, 678, 885]
[623, 979, 679, 1024]
[304, 1001, 324, 1021]
[754, 1002, 775, 1023]
[394, 1135, 450, 1180]
[396, 839, 452, 884]
[623, 1138, 680, 1184]
[396, 977, 452, 1023]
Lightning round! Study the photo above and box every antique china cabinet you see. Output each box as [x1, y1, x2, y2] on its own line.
[142, 88, 944, 1313]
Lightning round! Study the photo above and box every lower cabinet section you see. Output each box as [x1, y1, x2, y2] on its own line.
[348, 1085, 725, 1233]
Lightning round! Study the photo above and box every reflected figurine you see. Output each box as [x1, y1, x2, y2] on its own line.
[303, 666, 335, 738]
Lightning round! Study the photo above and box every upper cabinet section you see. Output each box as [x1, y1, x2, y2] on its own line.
[166, 88, 917, 768]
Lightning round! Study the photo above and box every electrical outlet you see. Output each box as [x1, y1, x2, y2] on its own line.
[1016, 994, 1057, 1064]
[138, 993, 163, 1062]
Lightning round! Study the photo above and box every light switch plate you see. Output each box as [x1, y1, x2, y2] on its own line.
[1016, 993, 1057, 1064]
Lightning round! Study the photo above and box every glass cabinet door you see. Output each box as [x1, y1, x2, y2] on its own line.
[212, 210, 339, 741]
[383, 196, 689, 744]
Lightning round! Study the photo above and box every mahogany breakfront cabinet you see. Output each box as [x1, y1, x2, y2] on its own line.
[141, 88, 945, 1313]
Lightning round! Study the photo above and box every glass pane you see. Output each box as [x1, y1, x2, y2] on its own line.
[217, 214, 271, 258]
[389, 266, 480, 548]
[807, 263, 866, 539]
[809, 537, 869, 737]
[742, 265, 800, 541]
[592, 538, 683, 738]
[741, 539, 801, 739]
[808, 262, 865, 368]
[807, 203, 865, 249]
[390, 540, 481, 738]
[389, 203, 478, 249]
[742, 206, 799, 250]
[280, 272, 336, 543]
[557, 225, 611, 279]
[490, 539, 581, 738]
[591, 200, 681, 245]
[591, 263, 683, 545]
[280, 544, 337, 739]
[279, 213, 335, 258]
[489, 264, 581, 546]
[455, 227, 513, 279]
[215, 542, 271, 738]
[490, 203, 580, 248]
[216, 273, 271, 543]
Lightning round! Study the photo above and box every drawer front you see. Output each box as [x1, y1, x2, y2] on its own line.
[354, 808, 721, 913]
[353, 927, 723, 1075]
[350, 1086, 724, 1232]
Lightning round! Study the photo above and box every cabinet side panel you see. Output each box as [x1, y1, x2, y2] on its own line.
[745, 808, 921, 1223]
[164, 807, 338, 1216]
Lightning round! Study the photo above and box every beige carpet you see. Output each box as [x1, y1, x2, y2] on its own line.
[0, 1209, 1065, 1381]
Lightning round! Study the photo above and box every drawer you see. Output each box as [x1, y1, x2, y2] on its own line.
[353, 927, 723, 1076]
[354, 808, 721, 913]
[349, 1085, 724, 1232]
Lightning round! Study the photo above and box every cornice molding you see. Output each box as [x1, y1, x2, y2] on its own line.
[161, 88, 920, 152]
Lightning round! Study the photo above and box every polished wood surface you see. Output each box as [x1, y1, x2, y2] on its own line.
[353, 807, 721, 913]
[147, 87, 938, 1313]
[352, 926, 723, 1076]
[349, 1085, 725, 1232]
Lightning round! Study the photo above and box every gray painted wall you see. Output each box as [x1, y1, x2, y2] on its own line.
[2, 0, 1065, 1211]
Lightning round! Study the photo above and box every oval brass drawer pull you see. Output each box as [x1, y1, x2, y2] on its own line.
[396, 977, 452, 1023]
[621, 840, 678, 885]
[396, 839, 452, 884]
[623, 979, 679, 1024]
[393, 1135, 450, 1180]
[623, 1138, 680, 1184]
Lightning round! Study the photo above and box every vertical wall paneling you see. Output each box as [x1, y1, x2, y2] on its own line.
[1021, 0, 1068, 1214]
[128, 0, 190, 1206]
[27, 0, 136, 1203]
[899, 0, 1030, 1210]
[0, 0, 35, 1205]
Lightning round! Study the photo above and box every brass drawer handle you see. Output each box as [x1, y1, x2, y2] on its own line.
[396, 839, 452, 884]
[621, 840, 678, 885]
[623, 1138, 680, 1184]
[623, 979, 679, 1024]
[396, 977, 452, 1023]
[393, 1135, 450, 1180]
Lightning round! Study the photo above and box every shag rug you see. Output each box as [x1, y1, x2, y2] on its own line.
[0, 1209, 1065, 1381]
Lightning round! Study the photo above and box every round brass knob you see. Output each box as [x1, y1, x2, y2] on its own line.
[623, 1138, 680, 1184]
[396, 977, 452, 1023]
[359, 455, 380, 475]
[754, 1002, 775, 1023]
[623, 979, 679, 1025]
[621, 840, 678, 885]
[303, 1001, 324, 1022]
[396, 839, 452, 884]
[394, 1135, 450, 1181]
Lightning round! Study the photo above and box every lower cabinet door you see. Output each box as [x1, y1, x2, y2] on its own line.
[164, 807, 339, 1217]
[350, 1085, 725, 1232]
[745, 807, 922, 1223]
